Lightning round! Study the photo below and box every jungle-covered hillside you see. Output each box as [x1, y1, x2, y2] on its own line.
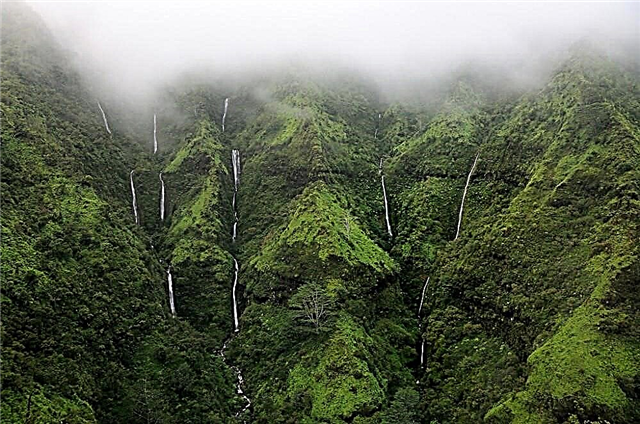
[1, 3, 639, 423]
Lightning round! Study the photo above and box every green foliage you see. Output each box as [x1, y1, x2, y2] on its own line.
[285, 315, 386, 422]
[252, 181, 395, 283]
[3, 6, 639, 423]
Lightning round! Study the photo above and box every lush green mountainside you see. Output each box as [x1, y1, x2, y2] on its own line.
[1, 4, 237, 423]
[2, 4, 638, 424]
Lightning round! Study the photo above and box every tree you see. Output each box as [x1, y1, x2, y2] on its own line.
[381, 388, 421, 424]
[289, 283, 334, 333]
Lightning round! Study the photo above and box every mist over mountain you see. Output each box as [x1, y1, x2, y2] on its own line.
[27, 1, 639, 102]
[1, 2, 639, 423]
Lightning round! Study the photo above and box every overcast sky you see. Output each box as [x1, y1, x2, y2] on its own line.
[25, 1, 639, 99]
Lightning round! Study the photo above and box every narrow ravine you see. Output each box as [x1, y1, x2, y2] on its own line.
[159, 172, 165, 221]
[220, 148, 251, 419]
[379, 159, 393, 237]
[153, 113, 158, 154]
[419, 151, 481, 379]
[454, 151, 480, 240]
[222, 97, 229, 132]
[166, 266, 176, 317]
[97, 101, 111, 134]
[129, 170, 139, 225]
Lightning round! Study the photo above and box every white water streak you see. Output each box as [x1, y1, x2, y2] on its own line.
[455, 152, 480, 240]
[232, 149, 241, 241]
[167, 267, 176, 317]
[232, 258, 240, 332]
[220, 338, 251, 418]
[97, 101, 111, 134]
[381, 175, 393, 237]
[129, 170, 139, 225]
[222, 98, 229, 132]
[420, 340, 425, 368]
[418, 276, 431, 317]
[153, 114, 158, 154]
[159, 172, 165, 221]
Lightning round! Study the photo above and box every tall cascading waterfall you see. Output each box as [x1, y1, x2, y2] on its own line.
[231, 149, 241, 330]
[374, 113, 381, 139]
[97, 101, 111, 134]
[222, 98, 229, 132]
[153, 114, 158, 154]
[379, 159, 393, 237]
[232, 258, 240, 332]
[220, 148, 251, 417]
[159, 172, 165, 221]
[232, 149, 241, 241]
[129, 170, 139, 225]
[454, 152, 480, 240]
[167, 267, 176, 317]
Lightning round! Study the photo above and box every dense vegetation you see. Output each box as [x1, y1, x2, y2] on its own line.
[2, 4, 638, 423]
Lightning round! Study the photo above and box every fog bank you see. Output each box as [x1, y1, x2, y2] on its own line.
[27, 1, 639, 100]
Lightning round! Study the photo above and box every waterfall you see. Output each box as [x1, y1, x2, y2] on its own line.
[97, 101, 111, 134]
[234, 368, 252, 418]
[418, 276, 430, 317]
[374, 113, 381, 139]
[159, 172, 165, 221]
[153, 114, 158, 154]
[167, 267, 176, 317]
[231, 150, 242, 331]
[232, 149, 241, 241]
[129, 170, 139, 225]
[420, 339, 425, 368]
[220, 339, 252, 419]
[221, 148, 250, 418]
[381, 174, 393, 237]
[222, 98, 229, 132]
[454, 152, 480, 241]
[232, 258, 240, 333]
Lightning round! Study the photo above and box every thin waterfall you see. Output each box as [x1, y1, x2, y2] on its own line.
[232, 149, 241, 241]
[222, 98, 229, 132]
[97, 101, 111, 134]
[232, 258, 240, 332]
[220, 339, 252, 419]
[418, 276, 430, 317]
[455, 152, 480, 240]
[374, 113, 381, 139]
[220, 147, 251, 418]
[153, 114, 158, 154]
[129, 170, 139, 225]
[231, 149, 241, 331]
[159, 172, 165, 221]
[381, 173, 393, 237]
[167, 267, 176, 317]
[420, 339, 425, 368]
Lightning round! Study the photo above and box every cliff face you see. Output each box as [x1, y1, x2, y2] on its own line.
[2, 4, 638, 423]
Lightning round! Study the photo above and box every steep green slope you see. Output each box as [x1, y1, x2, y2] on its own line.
[1, 5, 237, 423]
[2, 4, 638, 423]
[209, 80, 419, 423]
[406, 53, 640, 423]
